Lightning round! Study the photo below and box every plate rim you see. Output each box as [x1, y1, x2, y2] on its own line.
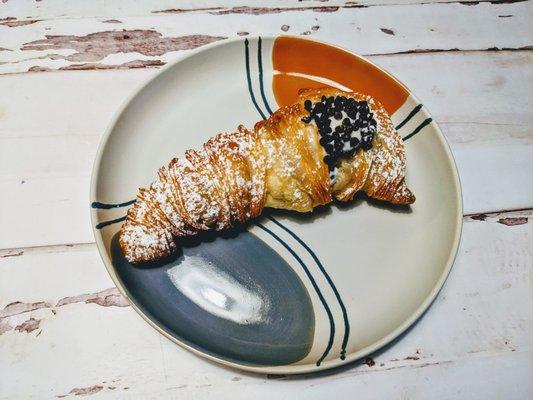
[90, 34, 463, 375]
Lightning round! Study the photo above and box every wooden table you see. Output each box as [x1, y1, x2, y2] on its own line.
[1, 1, 532, 398]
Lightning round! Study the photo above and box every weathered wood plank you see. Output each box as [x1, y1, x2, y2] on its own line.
[0, 50, 531, 249]
[0, 0, 503, 22]
[0, 1, 531, 74]
[1, 2, 530, 398]
[0, 210, 531, 399]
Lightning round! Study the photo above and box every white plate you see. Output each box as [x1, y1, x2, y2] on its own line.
[90, 36, 462, 374]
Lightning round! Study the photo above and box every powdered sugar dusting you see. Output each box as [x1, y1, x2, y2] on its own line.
[119, 89, 412, 263]
[119, 126, 267, 263]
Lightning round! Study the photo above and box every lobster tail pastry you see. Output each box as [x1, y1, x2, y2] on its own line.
[120, 88, 415, 263]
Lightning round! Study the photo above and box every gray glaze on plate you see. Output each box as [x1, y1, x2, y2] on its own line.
[111, 231, 315, 366]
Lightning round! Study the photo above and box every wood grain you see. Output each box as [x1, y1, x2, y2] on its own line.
[0, 1, 531, 398]
[0, 1, 510, 21]
[0, 1, 531, 74]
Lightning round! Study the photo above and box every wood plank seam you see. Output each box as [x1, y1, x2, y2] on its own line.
[1, 49, 531, 77]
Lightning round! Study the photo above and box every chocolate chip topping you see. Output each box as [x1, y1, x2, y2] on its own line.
[302, 95, 377, 173]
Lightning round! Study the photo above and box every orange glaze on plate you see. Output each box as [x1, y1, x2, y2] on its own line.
[272, 36, 409, 115]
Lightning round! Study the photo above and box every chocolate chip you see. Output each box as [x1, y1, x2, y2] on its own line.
[341, 148, 356, 157]
[334, 96, 345, 108]
[362, 135, 373, 150]
[300, 95, 376, 175]
[314, 103, 325, 114]
[316, 118, 327, 128]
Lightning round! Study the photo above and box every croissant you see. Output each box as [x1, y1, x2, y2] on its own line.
[120, 88, 415, 263]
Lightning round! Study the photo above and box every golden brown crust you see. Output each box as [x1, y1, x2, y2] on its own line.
[293, 87, 415, 205]
[119, 88, 415, 263]
[257, 104, 332, 212]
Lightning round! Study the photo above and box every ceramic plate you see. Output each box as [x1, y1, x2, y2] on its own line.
[90, 36, 462, 374]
